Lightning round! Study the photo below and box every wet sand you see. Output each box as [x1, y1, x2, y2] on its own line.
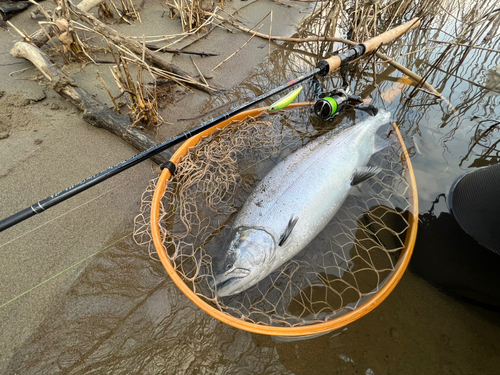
[1, 1, 500, 374]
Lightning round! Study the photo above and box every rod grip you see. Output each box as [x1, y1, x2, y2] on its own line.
[318, 17, 421, 76]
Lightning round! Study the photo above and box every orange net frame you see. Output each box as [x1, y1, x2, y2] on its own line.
[135, 103, 418, 336]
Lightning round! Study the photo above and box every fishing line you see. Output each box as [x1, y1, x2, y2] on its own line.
[0, 178, 136, 251]
[0, 231, 133, 310]
[0, 22, 422, 334]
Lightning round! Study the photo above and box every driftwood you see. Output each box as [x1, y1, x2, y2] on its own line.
[11, 41, 172, 164]
[0, 1, 31, 16]
[0, 0, 32, 26]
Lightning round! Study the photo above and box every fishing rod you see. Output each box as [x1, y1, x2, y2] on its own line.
[0, 18, 420, 233]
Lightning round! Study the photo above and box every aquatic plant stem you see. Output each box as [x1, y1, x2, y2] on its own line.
[10, 42, 171, 164]
[212, 24, 265, 71]
[376, 52, 456, 112]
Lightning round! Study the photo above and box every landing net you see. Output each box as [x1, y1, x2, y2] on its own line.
[134, 104, 418, 336]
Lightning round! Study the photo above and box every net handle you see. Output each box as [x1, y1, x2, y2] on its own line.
[151, 104, 418, 336]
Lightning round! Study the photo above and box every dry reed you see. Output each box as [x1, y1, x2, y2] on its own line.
[166, 0, 224, 32]
[105, 48, 168, 128]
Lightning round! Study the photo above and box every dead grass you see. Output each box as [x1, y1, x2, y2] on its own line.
[165, 0, 224, 32]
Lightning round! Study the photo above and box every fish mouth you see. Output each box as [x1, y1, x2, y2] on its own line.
[216, 276, 242, 291]
[211, 268, 251, 296]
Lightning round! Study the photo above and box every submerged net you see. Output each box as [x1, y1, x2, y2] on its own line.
[134, 106, 416, 331]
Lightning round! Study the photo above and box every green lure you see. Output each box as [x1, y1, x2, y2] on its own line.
[268, 86, 303, 111]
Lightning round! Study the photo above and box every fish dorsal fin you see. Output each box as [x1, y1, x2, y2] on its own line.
[279, 216, 298, 246]
[351, 166, 382, 186]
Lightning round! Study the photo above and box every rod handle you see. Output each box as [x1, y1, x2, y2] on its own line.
[318, 17, 421, 76]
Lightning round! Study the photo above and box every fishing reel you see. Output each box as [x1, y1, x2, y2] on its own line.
[313, 89, 363, 120]
[312, 63, 376, 120]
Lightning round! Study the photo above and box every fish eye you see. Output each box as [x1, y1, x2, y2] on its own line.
[226, 264, 232, 270]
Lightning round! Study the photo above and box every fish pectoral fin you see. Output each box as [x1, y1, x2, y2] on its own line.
[351, 166, 382, 186]
[279, 216, 298, 246]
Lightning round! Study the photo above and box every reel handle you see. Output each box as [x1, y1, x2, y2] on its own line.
[317, 17, 421, 76]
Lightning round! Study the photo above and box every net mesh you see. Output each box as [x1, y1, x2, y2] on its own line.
[134, 106, 414, 328]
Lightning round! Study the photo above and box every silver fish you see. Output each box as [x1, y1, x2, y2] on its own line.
[213, 110, 392, 297]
